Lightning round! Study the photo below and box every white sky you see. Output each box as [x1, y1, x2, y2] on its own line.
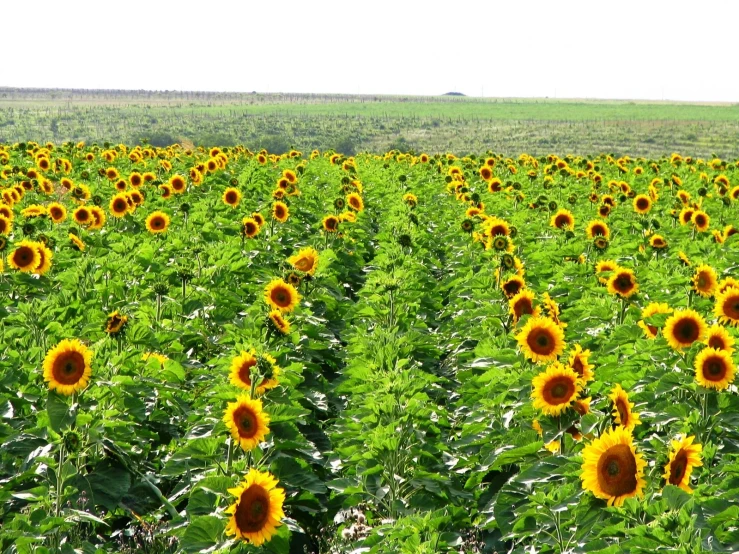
[3, 0, 738, 102]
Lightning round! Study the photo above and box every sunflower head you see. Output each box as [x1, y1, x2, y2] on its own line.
[567, 344, 594, 382]
[664, 309, 708, 350]
[146, 211, 170, 234]
[264, 279, 300, 313]
[633, 194, 652, 214]
[705, 324, 735, 353]
[714, 287, 739, 327]
[225, 469, 285, 545]
[105, 310, 128, 335]
[272, 201, 289, 223]
[43, 339, 93, 396]
[501, 275, 525, 298]
[8, 240, 41, 272]
[694, 347, 736, 390]
[531, 362, 582, 416]
[586, 220, 610, 239]
[663, 435, 703, 493]
[609, 384, 641, 431]
[637, 302, 672, 339]
[223, 396, 270, 451]
[268, 310, 291, 335]
[550, 209, 575, 230]
[516, 316, 566, 363]
[287, 247, 319, 276]
[223, 187, 242, 208]
[229, 350, 280, 395]
[691, 264, 717, 298]
[607, 268, 639, 298]
[581, 426, 647, 507]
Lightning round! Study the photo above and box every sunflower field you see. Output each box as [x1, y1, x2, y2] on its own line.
[0, 142, 738, 554]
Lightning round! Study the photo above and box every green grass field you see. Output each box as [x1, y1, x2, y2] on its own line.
[1, 89, 738, 156]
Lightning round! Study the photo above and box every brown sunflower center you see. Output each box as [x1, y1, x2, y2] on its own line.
[14, 246, 35, 267]
[597, 444, 638, 497]
[555, 215, 571, 228]
[527, 329, 555, 355]
[152, 218, 163, 228]
[637, 199, 649, 210]
[295, 257, 312, 272]
[226, 192, 238, 203]
[695, 215, 706, 226]
[708, 336, 725, 350]
[52, 352, 86, 385]
[615, 275, 633, 292]
[245, 222, 257, 235]
[545, 378, 574, 403]
[675, 319, 699, 342]
[669, 451, 688, 485]
[232, 405, 258, 439]
[238, 361, 256, 386]
[271, 287, 291, 307]
[722, 297, 739, 319]
[703, 358, 727, 381]
[616, 399, 629, 425]
[235, 486, 271, 533]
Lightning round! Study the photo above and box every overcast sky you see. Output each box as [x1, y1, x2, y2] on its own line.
[4, 0, 738, 102]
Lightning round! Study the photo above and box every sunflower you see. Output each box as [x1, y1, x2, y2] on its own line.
[223, 187, 241, 208]
[663, 309, 708, 350]
[694, 347, 735, 390]
[264, 279, 300, 313]
[607, 268, 638, 298]
[516, 316, 566, 363]
[692, 210, 710, 232]
[229, 350, 280, 395]
[73, 206, 92, 226]
[567, 344, 594, 382]
[66, 232, 85, 252]
[714, 287, 739, 327]
[128, 190, 144, 207]
[252, 212, 265, 227]
[268, 310, 291, 335]
[0, 203, 13, 220]
[0, 215, 11, 235]
[129, 172, 143, 188]
[581, 426, 646, 507]
[169, 175, 186, 194]
[586, 220, 610, 239]
[633, 194, 652, 214]
[42, 339, 93, 396]
[282, 169, 297, 184]
[105, 310, 128, 335]
[595, 260, 618, 276]
[159, 184, 173, 199]
[223, 396, 270, 452]
[479, 165, 493, 181]
[501, 275, 525, 298]
[225, 468, 285, 545]
[679, 208, 695, 226]
[550, 209, 575, 230]
[637, 302, 672, 339]
[110, 194, 130, 218]
[403, 193, 418, 207]
[705, 324, 735, 353]
[678, 251, 691, 267]
[531, 363, 581, 416]
[114, 179, 127, 192]
[8, 240, 41, 272]
[322, 215, 340, 233]
[663, 436, 703, 493]
[649, 234, 667, 249]
[484, 217, 510, 237]
[88, 207, 106, 230]
[347, 193, 364, 212]
[487, 178, 503, 193]
[272, 201, 289, 223]
[242, 217, 261, 238]
[105, 167, 119, 181]
[32, 242, 53, 275]
[145, 211, 170, 234]
[691, 264, 717, 298]
[609, 385, 641, 431]
[509, 290, 540, 323]
[287, 247, 319, 276]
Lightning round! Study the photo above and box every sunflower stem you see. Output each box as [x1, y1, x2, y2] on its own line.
[227, 439, 234, 474]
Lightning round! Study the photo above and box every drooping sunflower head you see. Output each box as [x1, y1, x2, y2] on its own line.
[0, 215, 12, 235]
[31, 241, 53, 275]
[264, 278, 300, 313]
[105, 310, 128, 335]
[531, 362, 582, 416]
[637, 302, 672, 339]
[501, 275, 525, 299]
[607, 268, 639, 298]
[516, 316, 566, 363]
[225, 468, 285, 545]
[679, 208, 695, 226]
[252, 212, 265, 227]
[694, 347, 736, 390]
[242, 217, 261, 238]
[509, 290, 540, 323]
[609, 384, 641, 431]
[272, 201, 289, 223]
[145, 211, 170, 234]
[223, 187, 242, 208]
[268, 310, 291, 335]
[550, 209, 575, 230]
[567, 344, 594, 382]
[69, 233, 85, 251]
[287, 247, 319, 276]
[581, 426, 646, 507]
[649, 234, 667, 249]
[691, 264, 717, 298]
[43, 338, 93, 396]
[229, 350, 280, 395]
[714, 287, 739, 327]
[223, 396, 270, 452]
[663, 435, 703, 493]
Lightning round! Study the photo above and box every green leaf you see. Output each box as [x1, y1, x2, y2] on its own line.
[180, 516, 225, 553]
[47, 392, 74, 433]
